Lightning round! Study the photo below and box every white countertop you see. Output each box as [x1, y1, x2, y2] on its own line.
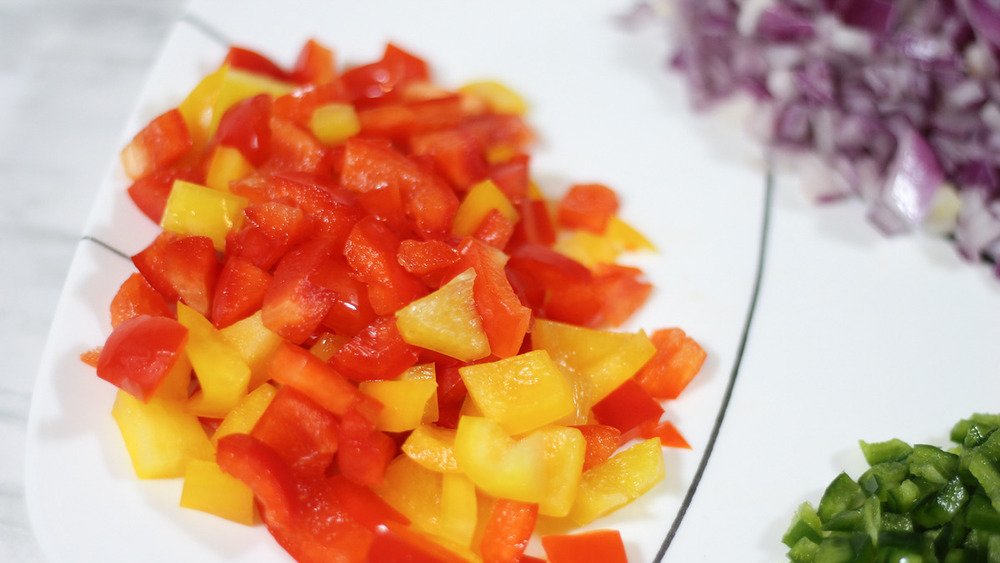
[1, 2, 184, 559]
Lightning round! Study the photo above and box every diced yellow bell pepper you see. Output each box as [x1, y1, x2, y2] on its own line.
[453, 416, 546, 503]
[308, 103, 361, 145]
[459, 350, 574, 436]
[205, 145, 254, 192]
[440, 473, 478, 548]
[210, 382, 277, 447]
[537, 426, 587, 518]
[178, 63, 228, 153]
[359, 379, 438, 433]
[374, 455, 443, 536]
[605, 216, 656, 252]
[586, 330, 657, 404]
[208, 66, 296, 137]
[111, 389, 215, 479]
[180, 458, 256, 525]
[452, 179, 520, 237]
[568, 438, 665, 525]
[531, 319, 657, 406]
[395, 268, 490, 362]
[218, 310, 283, 390]
[155, 348, 192, 403]
[161, 180, 249, 252]
[399, 364, 439, 422]
[554, 230, 622, 268]
[458, 80, 527, 115]
[402, 424, 460, 473]
[177, 303, 252, 418]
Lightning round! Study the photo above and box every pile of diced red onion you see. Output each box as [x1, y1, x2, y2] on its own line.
[635, 0, 1000, 272]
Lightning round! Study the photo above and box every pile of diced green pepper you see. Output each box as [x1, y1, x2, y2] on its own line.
[783, 414, 1000, 563]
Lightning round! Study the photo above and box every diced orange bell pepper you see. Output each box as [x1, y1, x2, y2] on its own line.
[633, 327, 706, 400]
[541, 529, 629, 563]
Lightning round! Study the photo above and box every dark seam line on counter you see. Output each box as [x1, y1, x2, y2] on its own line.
[178, 11, 232, 47]
[82, 236, 130, 261]
[653, 162, 774, 562]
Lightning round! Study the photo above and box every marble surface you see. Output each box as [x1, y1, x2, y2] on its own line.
[1, 1, 184, 560]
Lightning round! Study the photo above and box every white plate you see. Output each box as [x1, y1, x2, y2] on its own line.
[25, 1, 1000, 562]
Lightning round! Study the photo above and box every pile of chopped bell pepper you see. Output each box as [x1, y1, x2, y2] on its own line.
[84, 39, 707, 563]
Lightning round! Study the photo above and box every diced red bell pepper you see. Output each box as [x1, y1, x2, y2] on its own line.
[251, 385, 340, 475]
[633, 327, 706, 400]
[591, 378, 664, 436]
[223, 46, 291, 82]
[120, 108, 193, 180]
[479, 499, 538, 563]
[273, 82, 350, 127]
[593, 263, 653, 328]
[330, 316, 419, 381]
[110, 272, 173, 328]
[434, 363, 468, 429]
[340, 43, 428, 104]
[489, 154, 530, 203]
[541, 529, 629, 563]
[315, 255, 378, 337]
[541, 280, 605, 328]
[473, 208, 516, 250]
[403, 95, 469, 136]
[396, 239, 461, 278]
[341, 138, 459, 239]
[450, 238, 530, 359]
[290, 39, 336, 85]
[366, 520, 470, 563]
[247, 172, 362, 246]
[460, 113, 534, 155]
[640, 419, 691, 450]
[216, 93, 273, 167]
[96, 315, 188, 402]
[337, 406, 396, 487]
[343, 216, 426, 315]
[163, 235, 221, 318]
[218, 434, 374, 563]
[556, 183, 619, 233]
[508, 198, 556, 249]
[216, 433, 298, 527]
[325, 475, 409, 531]
[264, 117, 330, 175]
[573, 424, 622, 471]
[132, 232, 181, 303]
[506, 244, 591, 290]
[225, 199, 312, 270]
[409, 128, 489, 191]
[267, 341, 380, 420]
[261, 237, 340, 343]
[355, 182, 411, 238]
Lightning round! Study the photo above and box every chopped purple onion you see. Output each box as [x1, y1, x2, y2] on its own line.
[650, 0, 1000, 273]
